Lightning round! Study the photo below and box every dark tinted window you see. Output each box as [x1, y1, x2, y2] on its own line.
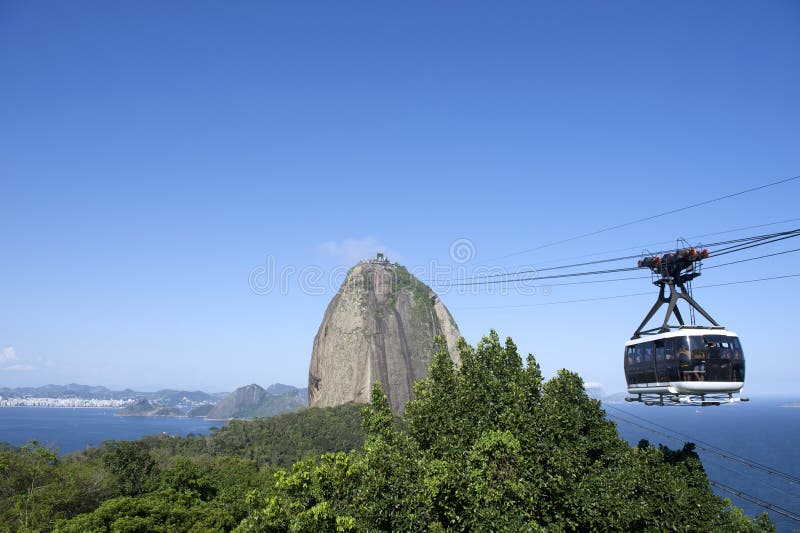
[701, 335, 745, 382]
[626, 342, 657, 385]
[664, 338, 681, 380]
[731, 337, 745, 381]
[624, 346, 635, 383]
[637, 342, 656, 383]
[654, 340, 668, 382]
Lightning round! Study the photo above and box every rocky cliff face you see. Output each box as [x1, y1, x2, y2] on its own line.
[308, 259, 461, 413]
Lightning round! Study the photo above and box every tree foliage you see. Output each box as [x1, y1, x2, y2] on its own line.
[0, 404, 364, 532]
[0, 442, 116, 531]
[102, 441, 158, 497]
[0, 331, 775, 532]
[238, 330, 774, 532]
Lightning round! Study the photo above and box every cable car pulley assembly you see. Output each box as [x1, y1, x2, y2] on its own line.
[624, 244, 748, 406]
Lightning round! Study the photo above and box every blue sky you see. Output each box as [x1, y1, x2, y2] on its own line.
[1, 1, 798, 394]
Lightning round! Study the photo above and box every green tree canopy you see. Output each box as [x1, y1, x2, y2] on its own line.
[238, 330, 773, 532]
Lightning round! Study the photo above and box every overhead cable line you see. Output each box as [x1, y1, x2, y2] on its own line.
[526, 274, 650, 288]
[603, 405, 800, 485]
[606, 410, 800, 488]
[425, 255, 640, 285]
[708, 231, 800, 258]
[703, 456, 800, 504]
[606, 412, 800, 522]
[705, 248, 800, 270]
[710, 480, 800, 523]
[433, 227, 798, 286]
[700, 229, 800, 255]
[435, 266, 641, 288]
[454, 274, 800, 310]
[518, 217, 800, 268]
[455, 290, 654, 310]
[667, 273, 800, 291]
[484, 231, 790, 284]
[493, 175, 800, 261]
[705, 229, 800, 255]
[434, 228, 800, 288]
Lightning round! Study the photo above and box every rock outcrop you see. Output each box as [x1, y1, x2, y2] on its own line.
[309, 257, 461, 413]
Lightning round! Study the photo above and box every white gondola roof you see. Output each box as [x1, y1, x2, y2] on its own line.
[625, 326, 739, 347]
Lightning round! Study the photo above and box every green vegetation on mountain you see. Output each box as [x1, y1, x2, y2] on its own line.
[265, 383, 307, 399]
[206, 384, 307, 420]
[187, 404, 215, 417]
[0, 331, 774, 532]
[115, 399, 184, 417]
[0, 442, 117, 531]
[204, 402, 365, 468]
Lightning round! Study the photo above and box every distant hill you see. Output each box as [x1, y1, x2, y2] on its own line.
[149, 389, 219, 404]
[0, 384, 221, 404]
[265, 383, 309, 403]
[265, 383, 297, 395]
[186, 404, 215, 417]
[0, 383, 123, 400]
[115, 399, 184, 417]
[584, 384, 606, 400]
[206, 384, 307, 420]
[0, 383, 310, 417]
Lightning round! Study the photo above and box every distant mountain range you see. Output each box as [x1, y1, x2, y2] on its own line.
[0, 383, 227, 404]
[1, 382, 309, 420]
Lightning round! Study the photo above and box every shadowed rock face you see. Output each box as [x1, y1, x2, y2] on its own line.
[308, 260, 460, 413]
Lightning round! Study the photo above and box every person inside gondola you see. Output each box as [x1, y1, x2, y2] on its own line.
[688, 343, 705, 380]
[678, 343, 691, 376]
[717, 340, 732, 360]
[678, 342, 690, 358]
[679, 363, 693, 380]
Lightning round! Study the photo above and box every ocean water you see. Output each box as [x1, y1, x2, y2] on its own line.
[0, 407, 222, 453]
[605, 396, 800, 532]
[0, 400, 797, 531]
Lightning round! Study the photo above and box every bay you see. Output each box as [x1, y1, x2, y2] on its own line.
[0, 407, 222, 453]
[0, 399, 797, 531]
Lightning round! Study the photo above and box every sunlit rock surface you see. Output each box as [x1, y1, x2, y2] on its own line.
[309, 257, 460, 413]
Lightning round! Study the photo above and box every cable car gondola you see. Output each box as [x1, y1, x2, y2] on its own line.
[624, 245, 747, 406]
